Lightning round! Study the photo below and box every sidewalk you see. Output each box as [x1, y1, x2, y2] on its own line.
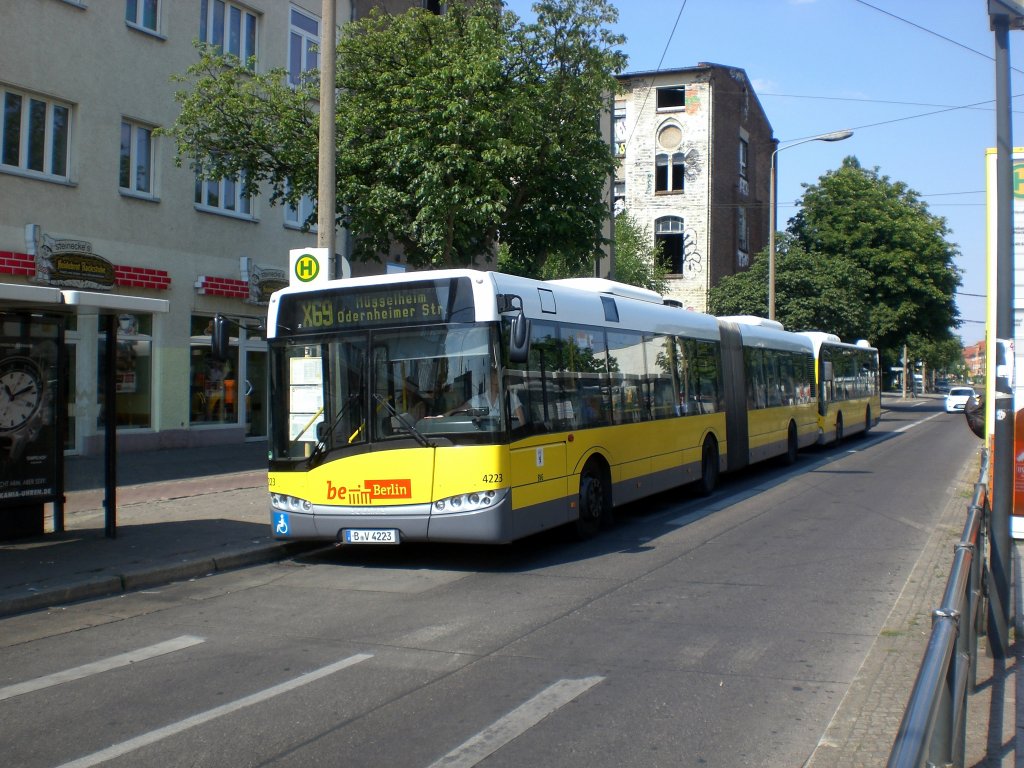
[0, 422, 1018, 764]
[0, 441, 309, 618]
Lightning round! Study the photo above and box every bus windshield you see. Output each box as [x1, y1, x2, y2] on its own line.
[270, 324, 509, 462]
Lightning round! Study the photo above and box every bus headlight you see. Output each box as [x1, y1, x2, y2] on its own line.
[434, 489, 500, 514]
[271, 493, 313, 513]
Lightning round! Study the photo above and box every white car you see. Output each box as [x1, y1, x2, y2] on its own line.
[944, 387, 976, 414]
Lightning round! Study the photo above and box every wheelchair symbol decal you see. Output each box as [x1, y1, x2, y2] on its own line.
[274, 512, 290, 536]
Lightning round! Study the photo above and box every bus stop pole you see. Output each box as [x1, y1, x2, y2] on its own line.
[103, 313, 117, 539]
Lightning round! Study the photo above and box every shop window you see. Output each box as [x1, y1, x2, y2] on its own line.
[190, 315, 240, 425]
[97, 314, 152, 428]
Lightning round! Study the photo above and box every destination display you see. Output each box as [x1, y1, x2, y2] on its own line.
[277, 277, 476, 333]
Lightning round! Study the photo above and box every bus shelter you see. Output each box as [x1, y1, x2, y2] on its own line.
[0, 283, 169, 540]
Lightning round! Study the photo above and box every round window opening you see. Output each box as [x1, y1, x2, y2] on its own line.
[658, 125, 682, 149]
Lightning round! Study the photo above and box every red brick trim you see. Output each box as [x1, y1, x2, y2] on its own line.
[0, 251, 35, 276]
[195, 275, 249, 298]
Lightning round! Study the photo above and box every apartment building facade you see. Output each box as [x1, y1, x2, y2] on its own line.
[0, 1, 442, 458]
[614, 63, 774, 311]
[963, 339, 986, 382]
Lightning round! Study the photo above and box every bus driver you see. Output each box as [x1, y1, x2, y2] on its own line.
[451, 365, 525, 425]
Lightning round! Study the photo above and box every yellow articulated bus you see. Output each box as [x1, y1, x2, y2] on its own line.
[800, 332, 881, 444]
[719, 316, 820, 468]
[266, 269, 821, 545]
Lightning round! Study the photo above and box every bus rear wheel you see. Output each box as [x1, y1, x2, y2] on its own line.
[576, 462, 609, 539]
[698, 438, 719, 496]
[784, 422, 798, 465]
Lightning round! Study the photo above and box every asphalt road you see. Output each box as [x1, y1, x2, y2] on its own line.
[0, 399, 980, 767]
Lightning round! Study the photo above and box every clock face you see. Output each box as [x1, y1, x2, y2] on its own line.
[0, 357, 44, 433]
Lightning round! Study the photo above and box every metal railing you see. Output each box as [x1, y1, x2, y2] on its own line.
[887, 450, 991, 768]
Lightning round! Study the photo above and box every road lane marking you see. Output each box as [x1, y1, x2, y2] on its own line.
[54, 653, 374, 768]
[426, 676, 605, 768]
[894, 412, 942, 432]
[0, 635, 205, 702]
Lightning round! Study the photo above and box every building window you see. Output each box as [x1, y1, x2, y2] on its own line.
[655, 216, 686, 274]
[655, 152, 685, 193]
[119, 120, 154, 196]
[613, 107, 626, 157]
[1, 88, 71, 180]
[737, 206, 749, 254]
[288, 6, 320, 86]
[656, 86, 686, 111]
[126, 0, 159, 33]
[200, 0, 258, 67]
[613, 180, 625, 216]
[739, 138, 749, 179]
[195, 169, 253, 219]
[285, 179, 317, 229]
[423, 0, 442, 12]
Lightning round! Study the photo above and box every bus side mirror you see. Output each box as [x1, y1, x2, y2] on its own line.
[509, 311, 531, 364]
[211, 314, 230, 361]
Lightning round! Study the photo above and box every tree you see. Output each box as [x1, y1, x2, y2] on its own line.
[609, 212, 668, 294]
[708, 234, 871, 341]
[709, 157, 961, 369]
[906, 332, 965, 383]
[165, 0, 626, 272]
[789, 157, 961, 357]
[500, 212, 668, 292]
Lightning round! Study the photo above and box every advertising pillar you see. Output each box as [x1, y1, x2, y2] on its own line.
[0, 311, 62, 539]
[986, 148, 1024, 538]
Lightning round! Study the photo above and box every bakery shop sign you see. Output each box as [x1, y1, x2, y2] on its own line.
[34, 236, 115, 290]
[247, 265, 288, 305]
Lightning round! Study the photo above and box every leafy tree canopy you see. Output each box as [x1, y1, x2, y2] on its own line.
[789, 156, 961, 355]
[165, 0, 626, 272]
[710, 157, 961, 365]
[500, 212, 668, 293]
[708, 234, 871, 342]
[608, 212, 668, 294]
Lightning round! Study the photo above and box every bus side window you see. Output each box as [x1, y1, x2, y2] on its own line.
[697, 340, 722, 413]
[745, 348, 766, 410]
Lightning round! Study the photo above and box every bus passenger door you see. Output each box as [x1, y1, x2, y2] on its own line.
[718, 321, 749, 471]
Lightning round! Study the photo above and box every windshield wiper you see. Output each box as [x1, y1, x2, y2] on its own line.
[372, 393, 435, 448]
[307, 392, 361, 468]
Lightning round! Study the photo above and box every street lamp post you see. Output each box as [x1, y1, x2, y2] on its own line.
[768, 129, 854, 320]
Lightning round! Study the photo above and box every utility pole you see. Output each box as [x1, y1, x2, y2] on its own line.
[318, 0, 339, 277]
[986, 0, 1024, 658]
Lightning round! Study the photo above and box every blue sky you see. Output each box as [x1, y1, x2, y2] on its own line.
[503, 0, 1024, 344]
